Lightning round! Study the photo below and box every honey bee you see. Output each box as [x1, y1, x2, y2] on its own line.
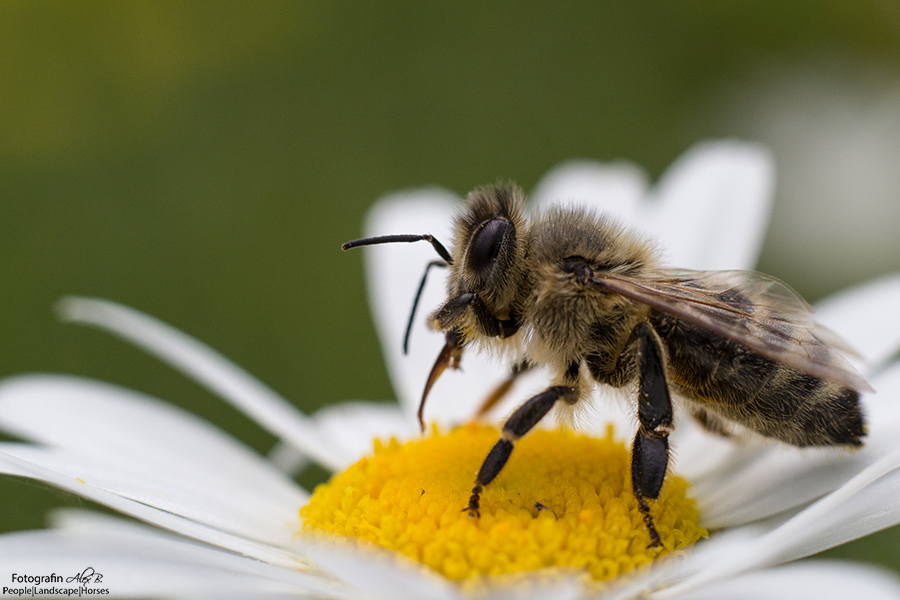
[342, 183, 869, 546]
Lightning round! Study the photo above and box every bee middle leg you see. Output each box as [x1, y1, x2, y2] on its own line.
[629, 322, 674, 548]
[465, 375, 578, 517]
[474, 359, 534, 419]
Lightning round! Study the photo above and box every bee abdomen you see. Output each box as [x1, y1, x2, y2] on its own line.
[742, 369, 864, 447]
[650, 312, 865, 448]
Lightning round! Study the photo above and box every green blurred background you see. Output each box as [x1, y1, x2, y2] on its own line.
[2, 0, 900, 573]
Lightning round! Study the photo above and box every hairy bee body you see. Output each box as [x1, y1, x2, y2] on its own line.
[438, 185, 864, 448]
[523, 205, 656, 379]
[344, 182, 867, 546]
[653, 313, 864, 447]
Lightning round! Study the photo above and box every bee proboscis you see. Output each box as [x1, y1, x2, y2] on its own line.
[343, 184, 869, 546]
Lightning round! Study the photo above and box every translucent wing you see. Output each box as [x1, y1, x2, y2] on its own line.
[588, 269, 873, 392]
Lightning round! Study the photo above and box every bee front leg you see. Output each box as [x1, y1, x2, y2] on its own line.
[465, 378, 578, 517]
[417, 329, 464, 430]
[629, 322, 673, 548]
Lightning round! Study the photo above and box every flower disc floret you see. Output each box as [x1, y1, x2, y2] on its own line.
[302, 423, 706, 581]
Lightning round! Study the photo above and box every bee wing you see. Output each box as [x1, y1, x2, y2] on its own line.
[588, 269, 873, 393]
[805, 321, 864, 361]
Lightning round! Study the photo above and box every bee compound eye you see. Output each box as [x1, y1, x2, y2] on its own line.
[467, 218, 514, 277]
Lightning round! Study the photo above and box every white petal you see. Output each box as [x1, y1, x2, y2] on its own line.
[530, 141, 774, 272]
[606, 526, 763, 600]
[661, 444, 900, 596]
[0, 443, 305, 555]
[530, 159, 648, 224]
[694, 361, 900, 527]
[1, 510, 344, 598]
[865, 360, 900, 442]
[669, 560, 900, 600]
[644, 140, 775, 270]
[267, 440, 310, 477]
[0, 374, 306, 519]
[665, 416, 749, 481]
[692, 444, 867, 528]
[57, 296, 344, 471]
[0, 448, 303, 568]
[814, 272, 900, 370]
[362, 188, 519, 425]
[312, 400, 418, 467]
[476, 579, 583, 600]
[0, 532, 296, 597]
[763, 453, 900, 565]
[299, 537, 461, 600]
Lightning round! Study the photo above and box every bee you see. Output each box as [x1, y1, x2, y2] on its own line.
[342, 183, 869, 546]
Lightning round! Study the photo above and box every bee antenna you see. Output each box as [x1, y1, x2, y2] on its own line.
[341, 234, 453, 265]
[403, 260, 448, 354]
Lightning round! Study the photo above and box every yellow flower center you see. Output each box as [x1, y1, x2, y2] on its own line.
[301, 423, 706, 582]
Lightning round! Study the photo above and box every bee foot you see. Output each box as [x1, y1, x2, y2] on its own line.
[464, 485, 482, 517]
[637, 496, 662, 548]
[534, 501, 558, 518]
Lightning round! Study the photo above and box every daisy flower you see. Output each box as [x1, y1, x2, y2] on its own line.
[3, 141, 900, 598]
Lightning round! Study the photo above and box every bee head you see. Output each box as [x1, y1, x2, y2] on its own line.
[437, 184, 530, 335]
[341, 183, 530, 347]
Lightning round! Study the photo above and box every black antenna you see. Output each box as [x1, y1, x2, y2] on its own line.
[342, 233, 454, 354]
[341, 234, 453, 264]
[403, 260, 448, 354]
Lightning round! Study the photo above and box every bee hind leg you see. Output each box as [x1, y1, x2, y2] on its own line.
[629, 322, 674, 548]
[690, 406, 734, 438]
[465, 381, 577, 517]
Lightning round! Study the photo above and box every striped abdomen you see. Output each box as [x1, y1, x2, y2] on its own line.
[649, 311, 864, 447]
